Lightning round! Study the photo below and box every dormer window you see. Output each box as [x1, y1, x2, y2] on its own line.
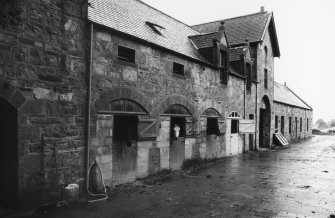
[220, 50, 228, 85]
[173, 62, 184, 76]
[118, 45, 135, 63]
[246, 63, 252, 91]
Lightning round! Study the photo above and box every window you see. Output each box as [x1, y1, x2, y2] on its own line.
[275, 115, 278, 133]
[246, 63, 252, 91]
[113, 115, 138, 143]
[220, 50, 228, 85]
[220, 50, 227, 69]
[202, 108, 221, 118]
[231, 120, 239, 134]
[163, 104, 191, 116]
[264, 69, 268, 89]
[249, 114, 254, 120]
[207, 118, 220, 135]
[173, 62, 184, 76]
[228, 111, 242, 119]
[170, 117, 186, 138]
[118, 45, 135, 63]
[100, 99, 147, 114]
[307, 118, 309, 131]
[300, 117, 302, 132]
[281, 116, 285, 134]
[264, 46, 268, 65]
[289, 117, 292, 134]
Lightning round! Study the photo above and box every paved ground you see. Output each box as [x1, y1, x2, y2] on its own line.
[15, 135, 335, 218]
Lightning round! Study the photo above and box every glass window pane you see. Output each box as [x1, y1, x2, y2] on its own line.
[110, 99, 124, 111]
[203, 108, 221, 117]
[164, 104, 191, 115]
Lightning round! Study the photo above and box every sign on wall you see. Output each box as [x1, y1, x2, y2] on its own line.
[239, 120, 255, 133]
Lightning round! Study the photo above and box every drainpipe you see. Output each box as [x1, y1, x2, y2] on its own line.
[255, 79, 258, 149]
[85, 22, 93, 193]
[85, 22, 108, 202]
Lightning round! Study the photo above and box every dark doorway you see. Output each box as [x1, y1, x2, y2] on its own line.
[0, 97, 18, 208]
[249, 134, 254, 150]
[206, 118, 219, 158]
[112, 115, 138, 185]
[259, 96, 271, 148]
[295, 117, 298, 139]
[275, 116, 278, 133]
[169, 117, 186, 170]
[281, 116, 285, 134]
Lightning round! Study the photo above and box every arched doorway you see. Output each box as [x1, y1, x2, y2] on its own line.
[162, 104, 192, 170]
[202, 108, 223, 158]
[259, 96, 271, 147]
[0, 97, 18, 208]
[97, 98, 149, 185]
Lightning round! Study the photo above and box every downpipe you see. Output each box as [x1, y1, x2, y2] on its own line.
[85, 22, 108, 202]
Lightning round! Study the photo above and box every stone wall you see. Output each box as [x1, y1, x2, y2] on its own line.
[90, 26, 259, 185]
[273, 102, 313, 141]
[0, 0, 88, 207]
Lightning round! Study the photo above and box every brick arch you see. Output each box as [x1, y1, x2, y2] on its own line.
[154, 94, 198, 118]
[199, 101, 224, 117]
[93, 87, 153, 113]
[0, 79, 27, 110]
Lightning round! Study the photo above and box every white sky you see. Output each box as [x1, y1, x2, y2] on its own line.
[141, 0, 335, 122]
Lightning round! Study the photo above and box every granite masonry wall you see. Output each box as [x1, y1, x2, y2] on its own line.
[89, 26, 260, 187]
[0, 0, 88, 207]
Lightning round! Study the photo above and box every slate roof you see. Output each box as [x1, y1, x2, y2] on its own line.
[88, 0, 211, 63]
[188, 32, 218, 49]
[274, 82, 312, 110]
[229, 47, 245, 61]
[192, 12, 271, 46]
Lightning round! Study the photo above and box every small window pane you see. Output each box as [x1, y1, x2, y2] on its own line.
[203, 108, 221, 117]
[118, 45, 135, 63]
[164, 104, 191, 116]
[110, 99, 124, 111]
[173, 62, 184, 76]
[125, 100, 146, 113]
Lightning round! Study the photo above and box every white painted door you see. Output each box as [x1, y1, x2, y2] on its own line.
[230, 133, 239, 155]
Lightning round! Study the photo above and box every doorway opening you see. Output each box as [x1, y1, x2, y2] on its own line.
[259, 96, 271, 148]
[0, 97, 18, 208]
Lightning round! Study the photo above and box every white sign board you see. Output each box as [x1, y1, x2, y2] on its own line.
[239, 120, 255, 133]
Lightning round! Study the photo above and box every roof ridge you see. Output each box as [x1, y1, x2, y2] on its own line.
[192, 11, 268, 28]
[135, 0, 200, 33]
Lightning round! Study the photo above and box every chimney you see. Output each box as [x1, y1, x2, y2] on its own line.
[284, 82, 287, 86]
[260, 6, 265, 13]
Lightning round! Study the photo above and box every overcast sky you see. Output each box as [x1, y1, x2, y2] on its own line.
[141, 0, 335, 122]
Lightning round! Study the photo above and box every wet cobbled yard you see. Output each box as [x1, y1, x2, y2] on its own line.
[18, 135, 335, 218]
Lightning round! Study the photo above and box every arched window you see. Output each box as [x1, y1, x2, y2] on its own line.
[227, 111, 242, 119]
[163, 104, 191, 116]
[202, 108, 221, 118]
[99, 99, 148, 114]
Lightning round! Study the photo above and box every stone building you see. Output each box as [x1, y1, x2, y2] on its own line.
[0, 0, 312, 208]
